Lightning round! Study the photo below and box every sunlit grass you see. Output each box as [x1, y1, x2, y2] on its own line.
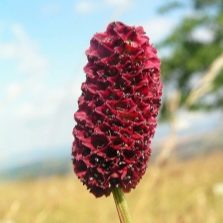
[0, 152, 223, 223]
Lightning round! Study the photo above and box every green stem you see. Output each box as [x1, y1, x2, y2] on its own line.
[112, 188, 132, 223]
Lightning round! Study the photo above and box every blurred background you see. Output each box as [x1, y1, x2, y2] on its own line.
[0, 0, 223, 222]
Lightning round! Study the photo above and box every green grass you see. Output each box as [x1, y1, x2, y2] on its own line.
[0, 152, 223, 223]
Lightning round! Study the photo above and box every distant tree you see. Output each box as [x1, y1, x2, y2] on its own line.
[154, 0, 223, 165]
[158, 0, 223, 120]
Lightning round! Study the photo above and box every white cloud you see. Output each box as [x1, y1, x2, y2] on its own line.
[74, 0, 132, 16]
[5, 82, 22, 100]
[104, 0, 132, 17]
[0, 80, 80, 164]
[191, 26, 214, 43]
[41, 2, 60, 15]
[0, 24, 48, 76]
[104, 0, 132, 7]
[0, 23, 55, 160]
[144, 17, 177, 43]
[75, 1, 94, 14]
[0, 43, 16, 59]
[175, 111, 209, 131]
[13, 24, 48, 76]
[0, 26, 84, 167]
[17, 102, 54, 119]
[174, 118, 190, 130]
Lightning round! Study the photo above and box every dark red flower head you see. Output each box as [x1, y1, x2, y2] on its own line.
[72, 21, 162, 197]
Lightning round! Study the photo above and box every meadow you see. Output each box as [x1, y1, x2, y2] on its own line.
[0, 152, 223, 223]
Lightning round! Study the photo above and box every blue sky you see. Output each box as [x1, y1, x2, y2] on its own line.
[0, 0, 219, 169]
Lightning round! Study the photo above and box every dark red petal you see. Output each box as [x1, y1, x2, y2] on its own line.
[72, 21, 162, 197]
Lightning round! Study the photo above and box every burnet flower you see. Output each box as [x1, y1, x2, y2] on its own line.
[72, 21, 162, 197]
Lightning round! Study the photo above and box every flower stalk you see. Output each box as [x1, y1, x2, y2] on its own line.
[112, 188, 132, 223]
